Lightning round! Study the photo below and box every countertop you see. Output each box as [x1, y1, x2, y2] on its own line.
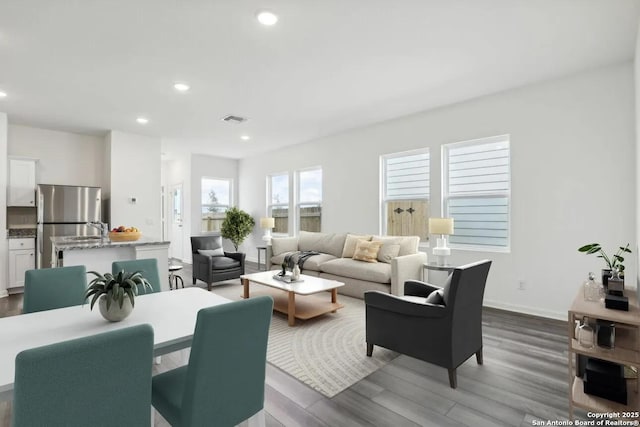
[7, 229, 36, 239]
[51, 236, 170, 251]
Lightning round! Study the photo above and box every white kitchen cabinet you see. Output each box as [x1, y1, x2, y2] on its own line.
[7, 158, 37, 207]
[8, 239, 35, 288]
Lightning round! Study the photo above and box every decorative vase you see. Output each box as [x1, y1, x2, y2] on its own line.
[292, 264, 300, 281]
[98, 295, 133, 322]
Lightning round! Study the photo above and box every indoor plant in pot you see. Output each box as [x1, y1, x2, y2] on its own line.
[85, 270, 153, 322]
[220, 207, 255, 251]
[577, 243, 631, 286]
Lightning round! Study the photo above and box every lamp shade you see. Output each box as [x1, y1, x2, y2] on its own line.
[260, 217, 275, 229]
[429, 218, 454, 235]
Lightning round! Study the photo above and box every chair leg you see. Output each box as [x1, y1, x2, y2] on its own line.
[247, 409, 266, 427]
[448, 368, 457, 389]
[192, 277, 196, 285]
[366, 343, 373, 357]
[207, 282, 212, 291]
[476, 348, 483, 365]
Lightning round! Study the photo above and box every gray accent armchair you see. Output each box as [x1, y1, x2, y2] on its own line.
[365, 259, 492, 388]
[191, 236, 245, 291]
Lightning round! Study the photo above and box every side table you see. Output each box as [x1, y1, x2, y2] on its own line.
[422, 262, 456, 283]
[256, 246, 267, 271]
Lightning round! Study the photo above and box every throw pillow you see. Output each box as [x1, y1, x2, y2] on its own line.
[352, 240, 383, 263]
[342, 234, 373, 258]
[198, 248, 224, 257]
[425, 289, 445, 305]
[377, 243, 401, 263]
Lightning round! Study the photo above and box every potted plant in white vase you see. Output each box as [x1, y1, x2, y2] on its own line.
[220, 207, 255, 252]
[85, 270, 153, 322]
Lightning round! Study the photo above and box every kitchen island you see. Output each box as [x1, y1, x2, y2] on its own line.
[51, 236, 171, 291]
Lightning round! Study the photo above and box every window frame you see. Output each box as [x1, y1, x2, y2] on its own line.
[295, 166, 323, 233]
[267, 172, 290, 236]
[380, 148, 430, 243]
[200, 176, 233, 233]
[442, 134, 511, 252]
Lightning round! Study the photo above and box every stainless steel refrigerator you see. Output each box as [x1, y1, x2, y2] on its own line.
[36, 184, 102, 268]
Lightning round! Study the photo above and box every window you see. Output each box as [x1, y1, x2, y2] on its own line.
[268, 173, 289, 234]
[297, 168, 322, 232]
[381, 149, 430, 240]
[443, 135, 510, 249]
[201, 177, 231, 232]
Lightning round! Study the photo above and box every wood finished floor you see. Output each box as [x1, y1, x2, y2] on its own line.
[0, 261, 578, 426]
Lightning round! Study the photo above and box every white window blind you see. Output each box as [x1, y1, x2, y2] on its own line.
[384, 152, 430, 200]
[444, 135, 510, 249]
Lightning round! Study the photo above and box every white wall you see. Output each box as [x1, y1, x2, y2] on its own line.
[239, 62, 636, 320]
[0, 113, 8, 297]
[635, 21, 640, 292]
[108, 131, 162, 239]
[7, 124, 105, 187]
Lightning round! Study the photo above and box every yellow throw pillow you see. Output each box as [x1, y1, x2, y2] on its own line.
[352, 240, 383, 263]
[342, 234, 373, 258]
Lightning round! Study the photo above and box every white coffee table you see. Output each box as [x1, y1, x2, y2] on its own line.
[241, 271, 345, 326]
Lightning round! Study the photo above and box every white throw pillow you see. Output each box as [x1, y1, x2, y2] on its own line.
[377, 244, 401, 263]
[198, 248, 224, 257]
[342, 234, 372, 258]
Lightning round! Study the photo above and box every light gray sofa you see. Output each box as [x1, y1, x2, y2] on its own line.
[266, 231, 427, 298]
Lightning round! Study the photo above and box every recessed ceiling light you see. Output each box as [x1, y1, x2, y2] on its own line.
[136, 117, 149, 124]
[0, 91, 7, 98]
[256, 10, 278, 26]
[173, 82, 190, 92]
[240, 135, 250, 141]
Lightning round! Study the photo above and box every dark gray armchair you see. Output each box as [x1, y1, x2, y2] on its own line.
[191, 236, 246, 291]
[365, 259, 492, 388]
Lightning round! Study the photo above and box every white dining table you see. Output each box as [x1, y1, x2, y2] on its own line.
[0, 287, 232, 401]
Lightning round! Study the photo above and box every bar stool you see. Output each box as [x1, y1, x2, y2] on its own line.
[169, 265, 184, 290]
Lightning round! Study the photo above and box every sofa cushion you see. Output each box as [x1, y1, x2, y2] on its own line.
[320, 258, 391, 284]
[298, 231, 347, 258]
[210, 256, 241, 270]
[372, 236, 419, 256]
[342, 234, 373, 258]
[353, 240, 383, 263]
[377, 244, 400, 263]
[300, 253, 337, 272]
[271, 237, 299, 256]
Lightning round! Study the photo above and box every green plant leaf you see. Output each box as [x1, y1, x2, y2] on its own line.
[220, 206, 255, 251]
[90, 293, 102, 310]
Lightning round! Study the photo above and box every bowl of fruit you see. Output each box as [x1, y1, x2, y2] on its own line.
[108, 226, 142, 242]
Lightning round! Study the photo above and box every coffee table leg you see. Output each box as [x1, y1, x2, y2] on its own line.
[242, 278, 249, 299]
[288, 291, 295, 326]
[331, 288, 337, 313]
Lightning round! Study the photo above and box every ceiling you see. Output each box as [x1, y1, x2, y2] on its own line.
[0, 1, 639, 160]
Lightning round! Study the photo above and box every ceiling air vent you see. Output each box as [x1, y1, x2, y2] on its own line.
[221, 114, 248, 124]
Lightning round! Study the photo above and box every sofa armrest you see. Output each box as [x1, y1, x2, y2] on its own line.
[390, 252, 427, 296]
[364, 291, 446, 318]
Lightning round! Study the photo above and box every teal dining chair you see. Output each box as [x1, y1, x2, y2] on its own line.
[23, 265, 87, 313]
[12, 324, 154, 427]
[152, 296, 274, 427]
[112, 258, 162, 293]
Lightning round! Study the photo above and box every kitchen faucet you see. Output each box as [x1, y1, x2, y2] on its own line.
[87, 221, 109, 238]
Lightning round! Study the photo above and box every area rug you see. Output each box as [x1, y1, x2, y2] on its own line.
[210, 280, 398, 398]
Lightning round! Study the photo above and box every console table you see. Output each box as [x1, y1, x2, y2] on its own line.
[567, 289, 640, 419]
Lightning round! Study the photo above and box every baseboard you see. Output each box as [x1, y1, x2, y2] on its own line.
[0, 290, 8, 299]
[484, 298, 565, 321]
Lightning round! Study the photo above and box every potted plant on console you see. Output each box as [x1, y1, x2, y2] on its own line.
[578, 243, 631, 294]
[84, 270, 153, 322]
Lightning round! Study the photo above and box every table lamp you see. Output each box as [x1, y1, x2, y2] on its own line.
[429, 217, 454, 266]
[260, 217, 275, 244]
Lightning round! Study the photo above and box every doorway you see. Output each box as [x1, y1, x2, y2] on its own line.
[170, 183, 184, 261]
